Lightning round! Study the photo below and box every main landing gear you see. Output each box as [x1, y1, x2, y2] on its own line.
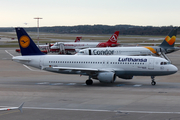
[86, 76, 93, 85]
[86, 79, 93, 85]
[151, 76, 156, 86]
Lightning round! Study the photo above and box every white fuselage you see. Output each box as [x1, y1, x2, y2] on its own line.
[50, 42, 100, 51]
[76, 47, 155, 56]
[12, 55, 177, 77]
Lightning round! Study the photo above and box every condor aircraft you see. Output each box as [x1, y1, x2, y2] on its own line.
[12, 28, 178, 85]
[50, 31, 120, 52]
[76, 28, 179, 62]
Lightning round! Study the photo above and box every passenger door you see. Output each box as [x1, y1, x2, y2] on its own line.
[148, 58, 154, 70]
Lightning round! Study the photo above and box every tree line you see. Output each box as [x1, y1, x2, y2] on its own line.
[0, 25, 179, 35]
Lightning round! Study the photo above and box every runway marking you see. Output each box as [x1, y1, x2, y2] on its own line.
[36, 82, 50, 85]
[133, 84, 142, 87]
[0, 110, 18, 116]
[5, 50, 43, 72]
[67, 83, 76, 85]
[19, 107, 180, 114]
[35, 82, 144, 87]
[5, 50, 14, 57]
[116, 84, 125, 87]
[24, 107, 111, 112]
[23, 64, 45, 72]
[51, 83, 63, 86]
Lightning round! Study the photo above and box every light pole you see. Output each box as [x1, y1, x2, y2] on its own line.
[34, 17, 43, 47]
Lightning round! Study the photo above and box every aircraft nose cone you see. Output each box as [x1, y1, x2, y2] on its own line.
[171, 65, 178, 73]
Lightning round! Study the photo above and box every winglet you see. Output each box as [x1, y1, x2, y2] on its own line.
[106, 31, 119, 43]
[18, 102, 24, 113]
[15, 27, 45, 56]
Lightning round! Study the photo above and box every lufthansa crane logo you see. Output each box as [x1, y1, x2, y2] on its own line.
[19, 35, 30, 48]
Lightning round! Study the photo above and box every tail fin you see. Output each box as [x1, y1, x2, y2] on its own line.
[159, 28, 178, 48]
[75, 37, 82, 42]
[15, 28, 45, 56]
[106, 31, 119, 43]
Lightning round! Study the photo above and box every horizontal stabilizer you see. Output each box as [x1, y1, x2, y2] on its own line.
[12, 56, 31, 62]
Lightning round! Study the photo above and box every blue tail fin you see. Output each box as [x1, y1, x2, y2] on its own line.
[159, 28, 178, 48]
[15, 28, 45, 56]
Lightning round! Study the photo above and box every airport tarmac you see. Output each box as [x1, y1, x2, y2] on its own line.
[0, 48, 180, 120]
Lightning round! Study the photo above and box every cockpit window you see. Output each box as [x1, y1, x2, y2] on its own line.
[160, 62, 170, 65]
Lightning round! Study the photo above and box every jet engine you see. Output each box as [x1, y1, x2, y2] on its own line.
[97, 72, 116, 83]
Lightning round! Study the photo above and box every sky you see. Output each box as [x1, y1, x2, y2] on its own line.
[1, 0, 180, 27]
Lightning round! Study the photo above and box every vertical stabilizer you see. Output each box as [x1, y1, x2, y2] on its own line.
[15, 28, 45, 56]
[106, 31, 119, 43]
[75, 37, 82, 42]
[159, 28, 178, 48]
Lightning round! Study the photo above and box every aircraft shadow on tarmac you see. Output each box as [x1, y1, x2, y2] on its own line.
[31, 80, 180, 88]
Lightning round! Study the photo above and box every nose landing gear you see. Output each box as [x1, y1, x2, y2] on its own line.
[151, 76, 156, 86]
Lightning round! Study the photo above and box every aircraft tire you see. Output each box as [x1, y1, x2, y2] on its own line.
[86, 79, 93, 85]
[151, 81, 156, 86]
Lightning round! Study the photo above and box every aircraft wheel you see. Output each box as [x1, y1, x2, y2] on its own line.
[151, 81, 156, 86]
[86, 79, 93, 85]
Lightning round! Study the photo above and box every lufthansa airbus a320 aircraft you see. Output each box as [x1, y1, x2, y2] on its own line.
[12, 28, 178, 86]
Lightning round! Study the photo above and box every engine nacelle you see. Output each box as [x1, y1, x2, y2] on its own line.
[97, 72, 116, 83]
[118, 75, 133, 80]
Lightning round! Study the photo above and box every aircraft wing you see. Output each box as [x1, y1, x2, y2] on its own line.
[0, 102, 24, 113]
[53, 67, 99, 71]
[52, 67, 121, 72]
